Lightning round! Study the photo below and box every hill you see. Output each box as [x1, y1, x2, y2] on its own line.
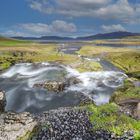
[12, 31, 140, 41]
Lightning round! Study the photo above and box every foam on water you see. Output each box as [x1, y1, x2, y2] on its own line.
[0, 62, 127, 113]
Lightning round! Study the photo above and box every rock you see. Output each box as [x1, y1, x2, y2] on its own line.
[67, 77, 82, 86]
[118, 98, 140, 119]
[35, 107, 94, 140]
[34, 77, 82, 92]
[35, 81, 66, 92]
[35, 107, 135, 139]
[135, 102, 140, 119]
[0, 112, 37, 140]
[0, 91, 6, 112]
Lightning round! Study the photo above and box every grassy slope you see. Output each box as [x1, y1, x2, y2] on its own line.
[0, 36, 32, 45]
[78, 45, 140, 74]
[92, 38, 140, 45]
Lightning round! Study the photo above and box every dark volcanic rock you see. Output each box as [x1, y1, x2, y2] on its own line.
[34, 107, 135, 140]
[35, 108, 94, 140]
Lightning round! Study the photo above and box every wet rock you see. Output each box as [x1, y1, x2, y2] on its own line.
[79, 94, 94, 106]
[67, 77, 82, 86]
[35, 81, 66, 92]
[0, 112, 37, 140]
[34, 77, 82, 93]
[0, 91, 6, 112]
[118, 98, 140, 119]
[35, 107, 94, 140]
[135, 102, 140, 119]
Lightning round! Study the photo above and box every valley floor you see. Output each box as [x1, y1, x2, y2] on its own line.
[0, 38, 140, 140]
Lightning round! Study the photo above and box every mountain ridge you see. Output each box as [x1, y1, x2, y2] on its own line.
[12, 31, 140, 41]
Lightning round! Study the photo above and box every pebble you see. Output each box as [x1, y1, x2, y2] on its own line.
[34, 108, 134, 140]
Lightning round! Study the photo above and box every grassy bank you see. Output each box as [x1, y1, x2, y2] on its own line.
[0, 43, 102, 72]
[87, 103, 140, 137]
[78, 45, 140, 77]
[93, 38, 140, 45]
[0, 36, 32, 45]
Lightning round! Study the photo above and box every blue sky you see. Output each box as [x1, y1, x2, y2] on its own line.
[0, 0, 140, 37]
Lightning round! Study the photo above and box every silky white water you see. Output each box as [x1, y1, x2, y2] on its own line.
[0, 62, 127, 113]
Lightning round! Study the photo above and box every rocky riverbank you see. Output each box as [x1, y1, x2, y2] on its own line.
[0, 89, 140, 140]
[34, 108, 135, 140]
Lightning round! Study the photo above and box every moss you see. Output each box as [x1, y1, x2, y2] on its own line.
[18, 126, 40, 140]
[134, 132, 140, 140]
[75, 61, 102, 72]
[87, 103, 140, 136]
[111, 79, 140, 103]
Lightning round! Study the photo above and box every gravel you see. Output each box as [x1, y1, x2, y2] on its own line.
[33, 107, 134, 140]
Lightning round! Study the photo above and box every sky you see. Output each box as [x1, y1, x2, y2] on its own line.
[0, 0, 140, 37]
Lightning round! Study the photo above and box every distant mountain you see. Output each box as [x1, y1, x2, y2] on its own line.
[0, 36, 18, 41]
[13, 36, 73, 41]
[77, 31, 140, 40]
[12, 31, 140, 41]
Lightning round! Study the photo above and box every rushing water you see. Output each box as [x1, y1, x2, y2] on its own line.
[0, 62, 127, 113]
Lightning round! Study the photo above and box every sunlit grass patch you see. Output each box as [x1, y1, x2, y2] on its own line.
[87, 103, 140, 136]
[111, 78, 140, 103]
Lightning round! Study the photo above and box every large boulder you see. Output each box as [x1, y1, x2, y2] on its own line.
[118, 98, 140, 119]
[135, 102, 140, 119]
[34, 77, 82, 93]
[35, 81, 66, 92]
[0, 112, 37, 140]
[66, 77, 82, 86]
[0, 91, 6, 112]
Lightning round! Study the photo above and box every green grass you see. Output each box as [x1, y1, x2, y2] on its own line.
[93, 39, 140, 45]
[0, 36, 32, 45]
[87, 103, 140, 136]
[0, 44, 102, 72]
[106, 51, 140, 74]
[78, 45, 140, 75]
[111, 78, 140, 103]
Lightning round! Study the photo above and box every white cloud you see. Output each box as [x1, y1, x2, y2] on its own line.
[1, 30, 32, 37]
[1, 20, 77, 37]
[101, 24, 126, 32]
[29, 0, 140, 23]
[21, 20, 77, 34]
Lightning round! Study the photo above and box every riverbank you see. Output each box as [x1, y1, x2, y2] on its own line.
[0, 39, 140, 139]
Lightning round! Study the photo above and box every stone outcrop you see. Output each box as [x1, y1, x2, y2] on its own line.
[66, 77, 82, 86]
[118, 98, 140, 119]
[34, 77, 82, 92]
[0, 91, 6, 112]
[135, 102, 140, 119]
[0, 112, 37, 140]
[35, 81, 66, 92]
